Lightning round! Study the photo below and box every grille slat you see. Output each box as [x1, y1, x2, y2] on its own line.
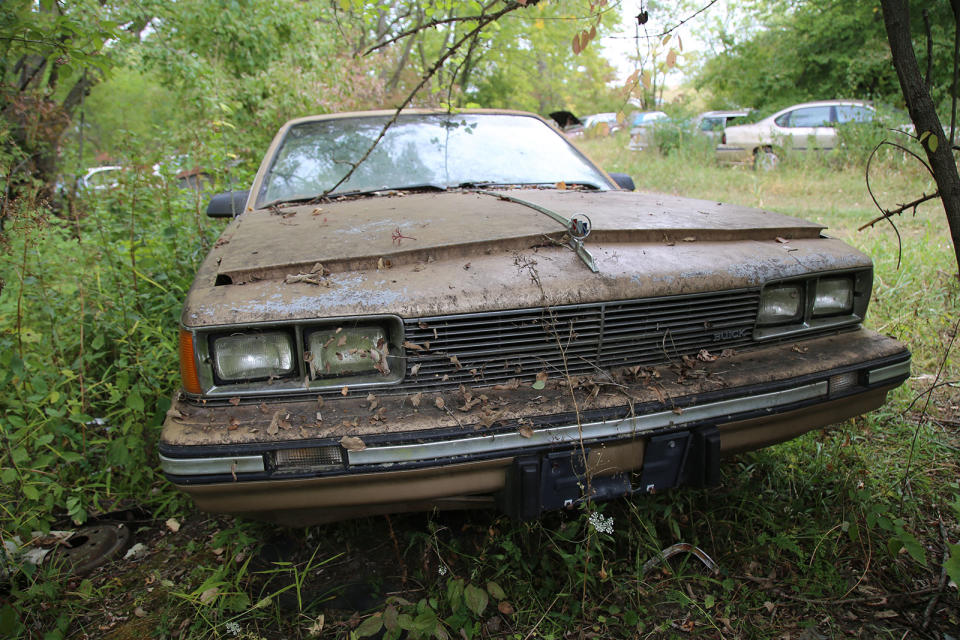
[394, 291, 759, 392]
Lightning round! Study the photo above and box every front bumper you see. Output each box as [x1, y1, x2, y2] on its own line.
[159, 329, 909, 524]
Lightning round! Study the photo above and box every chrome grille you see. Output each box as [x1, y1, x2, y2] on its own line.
[400, 290, 759, 392]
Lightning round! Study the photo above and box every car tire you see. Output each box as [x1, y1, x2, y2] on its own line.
[753, 147, 779, 171]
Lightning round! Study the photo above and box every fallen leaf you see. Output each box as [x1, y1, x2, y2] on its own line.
[166, 408, 185, 420]
[875, 610, 898, 619]
[285, 273, 326, 285]
[229, 417, 239, 430]
[134, 606, 147, 618]
[403, 341, 424, 351]
[450, 355, 462, 369]
[411, 363, 421, 375]
[340, 436, 366, 451]
[518, 423, 534, 438]
[307, 614, 325, 636]
[497, 601, 515, 615]
[165, 518, 181, 533]
[199, 587, 219, 604]
[682, 236, 696, 242]
[341, 386, 349, 396]
[697, 349, 718, 362]
[493, 378, 520, 391]
[775, 237, 789, 243]
[791, 344, 809, 354]
[228, 397, 240, 406]
[267, 411, 282, 435]
[411, 392, 422, 407]
[435, 396, 445, 410]
[763, 601, 775, 613]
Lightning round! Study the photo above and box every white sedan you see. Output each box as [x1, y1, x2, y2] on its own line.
[718, 100, 876, 168]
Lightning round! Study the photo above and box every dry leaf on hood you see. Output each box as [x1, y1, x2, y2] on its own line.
[340, 435, 366, 451]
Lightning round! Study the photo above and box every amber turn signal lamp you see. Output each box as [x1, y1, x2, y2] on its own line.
[179, 329, 203, 395]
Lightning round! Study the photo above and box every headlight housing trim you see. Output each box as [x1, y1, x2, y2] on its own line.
[753, 268, 870, 341]
[185, 314, 405, 397]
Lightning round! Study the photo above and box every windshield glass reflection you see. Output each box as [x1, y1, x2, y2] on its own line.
[258, 113, 611, 207]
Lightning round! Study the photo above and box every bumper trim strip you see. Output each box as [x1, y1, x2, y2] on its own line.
[867, 361, 910, 385]
[159, 453, 265, 476]
[348, 381, 829, 465]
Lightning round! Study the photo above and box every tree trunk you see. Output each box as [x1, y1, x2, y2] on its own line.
[881, 0, 960, 273]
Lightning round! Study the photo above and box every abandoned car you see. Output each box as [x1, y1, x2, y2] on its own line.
[160, 109, 910, 524]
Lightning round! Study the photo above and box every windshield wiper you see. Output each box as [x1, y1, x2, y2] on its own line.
[261, 184, 447, 209]
[457, 181, 602, 191]
[475, 189, 598, 273]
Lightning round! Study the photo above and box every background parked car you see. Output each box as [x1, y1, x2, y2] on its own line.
[693, 109, 751, 141]
[580, 112, 622, 137]
[718, 99, 879, 168]
[77, 165, 124, 191]
[627, 110, 668, 150]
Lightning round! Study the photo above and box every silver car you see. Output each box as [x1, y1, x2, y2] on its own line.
[718, 100, 876, 168]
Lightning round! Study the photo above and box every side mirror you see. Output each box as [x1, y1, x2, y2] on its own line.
[206, 190, 249, 218]
[608, 172, 635, 191]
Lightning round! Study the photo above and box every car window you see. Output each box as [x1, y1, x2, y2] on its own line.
[699, 117, 723, 131]
[835, 105, 874, 123]
[258, 114, 612, 206]
[783, 106, 834, 128]
[84, 170, 118, 188]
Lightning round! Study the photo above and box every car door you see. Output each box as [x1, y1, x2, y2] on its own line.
[775, 106, 835, 151]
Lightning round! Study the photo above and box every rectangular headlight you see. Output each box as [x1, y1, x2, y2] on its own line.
[212, 332, 295, 381]
[758, 283, 803, 324]
[306, 326, 390, 377]
[813, 277, 854, 316]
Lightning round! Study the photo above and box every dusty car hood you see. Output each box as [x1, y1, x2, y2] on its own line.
[216, 189, 823, 282]
[182, 188, 865, 327]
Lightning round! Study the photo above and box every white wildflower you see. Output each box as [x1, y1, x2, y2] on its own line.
[438, 564, 448, 576]
[225, 621, 241, 637]
[588, 511, 614, 535]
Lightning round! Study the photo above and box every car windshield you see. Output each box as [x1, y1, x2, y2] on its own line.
[257, 113, 612, 206]
[631, 112, 666, 127]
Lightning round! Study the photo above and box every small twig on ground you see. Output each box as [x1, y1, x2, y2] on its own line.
[921, 518, 952, 630]
[523, 592, 560, 640]
[384, 514, 407, 587]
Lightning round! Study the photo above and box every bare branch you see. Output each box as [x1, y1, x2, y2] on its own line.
[364, 14, 491, 56]
[321, 2, 525, 198]
[654, 0, 719, 38]
[858, 191, 940, 231]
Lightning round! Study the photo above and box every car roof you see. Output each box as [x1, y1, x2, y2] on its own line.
[281, 108, 550, 128]
[774, 99, 873, 113]
[698, 109, 750, 118]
